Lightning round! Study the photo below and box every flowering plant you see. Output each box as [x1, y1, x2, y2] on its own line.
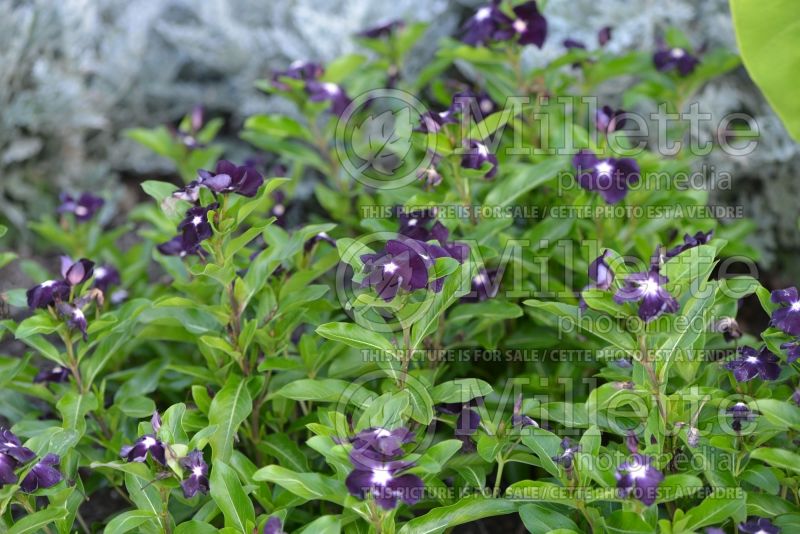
[0, 2, 796, 533]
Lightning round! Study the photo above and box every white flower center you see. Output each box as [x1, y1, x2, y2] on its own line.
[41, 280, 56, 288]
[640, 278, 660, 296]
[791, 301, 800, 312]
[273, 204, 285, 216]
[746, 356, 759, 364]
[4, 442, 15, 448]
[322, 82, 340, 95]
[513, 19, 528, 33]
[192, 216, 203, 226]
[475, 7, 491, 21]
[627, 462, 648, 480]
[476, 143, 489, 156]
[407, 218, 418, 226]
[383, 262, 399, 275]
[670, 47, 686, 59]
[371, 467, 393, 487]
[75, 206, 89, 216]
[192, 466, 204, 477]
[473, 273, 488, 286]
[95, 267, 107, 279]
[73, 309, 85, 320]
[595, 161, 613, 178]
[374, 428, 392, 438]
[142, 436, 157, 448]
[53, 366, 62, 372]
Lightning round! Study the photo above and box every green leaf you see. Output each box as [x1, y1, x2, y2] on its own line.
[410, 263, 472, 348]
[730, 0, 800, 140]
[398, 497, 518, 534]
[141, 180, 178, 203]
[605, 510, 652, 533]
[680, 490, 745, 531]
[431, 379, 493, 404]
[104, 510, 158, 534]
[261, 433, 309, 472]
[483, 158, 566, 208]
[316, 322, 395, 352]
[124, 473, 163, 531]
[8, 507, 68, 534]
[519, 503, 579, 534]
[253, 465, 346, 504]
[749, 447, 800, 475]
[275, 378, 372, 407]
[174, 521, 219, 534]
[210, 461, 255, 532]
[208, 375, 253, 462]
[750, 399, 800, 431]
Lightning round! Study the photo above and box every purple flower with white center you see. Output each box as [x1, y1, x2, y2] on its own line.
[512, 394, 538, 428]
[195, 160, 265, 198]
[263, 517, 286, 534]
[398, 208, 438, 241]
[780, 339, 800, 363]
[725, 346, 781, 382]
[56, 302, 88, 340]
[598, 26, 612, 46]
[462, 268, 501, 303]
[272, 60, 324, 90]
[653, 46, 700, 76]
[358, 20, 405, 39]
[345, 454, 424, 510]
[57, 193, 104, 222]
[615, 453, 664, 506]
[179, 450, 209, 498]
[306, 81, 351, 116]
[726, 402, 755, 433]
[461, 139, 498, 179]
[739, 517, 780, 534]
[351, 427, 414, 458]
[770, 287, 800, 335]
[178, 203, 217, 251]
[510, 1, 547, 48]
[572, 150, 640, 204]
[60, 257, 95, 287]
[92, 264, 121, 293]
[26, 279, 70, 309]
[596, 106, 628, 134]
[462, 2, 512, 46]
[20, 454, 62, 493]
[0, 428, 36, 464]
[552, 438, 581, 471]
[361, 239, 431, 301]
[450, 90, 498, 118]
[34, 365, 70, 384]
[156, 236, 200, 258]
[613, 266, 679, 322]
[120, 434, 167, 465]
[665, 230, 713, 258]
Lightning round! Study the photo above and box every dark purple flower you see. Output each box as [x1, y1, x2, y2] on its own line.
[437, 400, 481, 437]
[726, 402, 755, 433]
[157, 236, 200, 258]
[461, 139, 498, 179]
[196, 160, 265, 198]
[780, 339, 800, 363]
[263, 517, 286, 534]
[58, 193, 104, 222]
[512, 394, 538, 428]
[596, 106, 628, 134]
[510, 1, 547, 48]
[430, 222, 469, 263]
[0, 454, 18, 487]
[417, 110, 457, 134]
[179, 450, 209, 498]
[60, 257, 95, 287]
[563, 38, 586, 50]
[462, 2, 512, 46]
[306, 81, 351, 116]
[358, 20, 405, 39]
[398, 208, 438, 241]
[589, 250, 614, 290]
[361, 239, 431, 301]
[26, 279, 70, 309]
[598, 26, 612, 46]
[665, 230, 713, 259]
[272, 61, 324, 90]
[120, 434, 166, 465]
[739, 517, 779, 534]
[56, 302, 88, 340]
[345, 453, 424, 510]
[614, 266, 679, 322]
[770, 287, 800, 335]
[0, 428, 36, 464]
[552, 438, 580, 470]
[351, 427, 414, 458]
[615, 453, 664, 506]
[34, 366, 70, 384]
[450, 90, 497, 118]
[572, 150, 640, 204]
[20, 454, 62, 493]
[178, 203, 217, 250]
[462, 268, 501, 303]
[653, 47, 700, 76]
[92, 265, 121, 293]
[725, 346, 781, 382]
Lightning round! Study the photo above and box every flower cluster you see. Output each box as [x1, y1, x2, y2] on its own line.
[345, 427, 424, 510]
[272, 60, 351, 116]
[653, 46, 700, 76]
[0, 428, 62, 493]
[572, 150, 641, 204]
[463, 1, 547, 48]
